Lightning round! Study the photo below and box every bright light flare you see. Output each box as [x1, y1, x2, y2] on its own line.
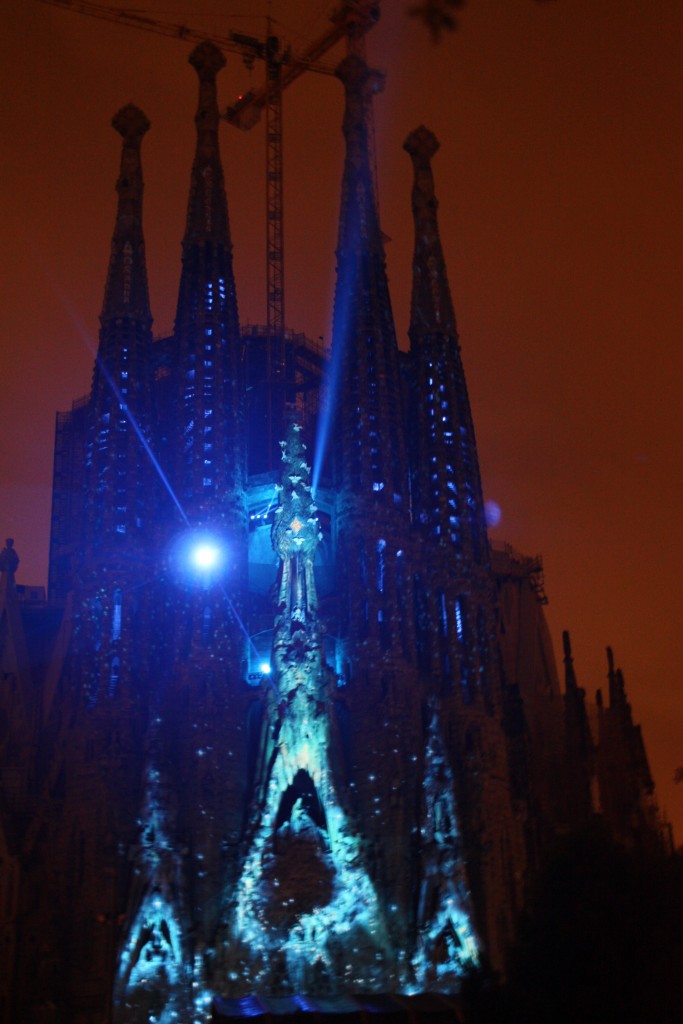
[191, 543, 220, 570]
[168, 529, 228, 586]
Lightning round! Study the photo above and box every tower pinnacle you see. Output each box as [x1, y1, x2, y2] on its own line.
[189, 39, 226, 80]
[335, 54, 385, 256]
[332, 53, 408, 508]
[173, 40, 244, 518]
[180, 41, 231, 248]
[405, 124, 487, 565]
[563, 629, 578, 691]
[87, 105, 154, 547]
[404, 125, 456, 334]
[101, 104, 151, 324]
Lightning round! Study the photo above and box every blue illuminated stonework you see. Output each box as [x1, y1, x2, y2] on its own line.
[0, 27, 667, 1024]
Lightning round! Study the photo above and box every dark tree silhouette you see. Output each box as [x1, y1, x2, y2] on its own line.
[410, 0, 557, 42]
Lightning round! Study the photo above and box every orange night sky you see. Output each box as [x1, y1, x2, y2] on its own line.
[1, 0, 681, 839]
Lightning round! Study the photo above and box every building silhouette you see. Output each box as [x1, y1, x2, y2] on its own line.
[0, 42, 667, 1024]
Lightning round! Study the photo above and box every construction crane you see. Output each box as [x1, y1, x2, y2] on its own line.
[34, 0, 381, 348]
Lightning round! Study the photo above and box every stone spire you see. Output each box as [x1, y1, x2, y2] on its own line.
[332, 54, 409, 510]
[562, 630, 594, 829]
[100, 104, 152, 325]
[87, 105, 154, 548]
[271, 422, 321, 668]
[329, 52, 413, 670]
[324, 56, 424, 962]
[159, 47, 249, 957]
[563, 629, 579, 692]
[404, 125, 488, 568]
[404, 125, 456, 334]
[179, 42, 231, 250]
[172, 41, 244, 522]
[597, 648, 660, 848]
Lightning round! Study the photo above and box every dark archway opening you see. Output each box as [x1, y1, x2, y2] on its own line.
[274, 768, 327, 832]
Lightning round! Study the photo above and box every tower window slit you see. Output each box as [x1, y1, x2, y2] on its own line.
[109, 656, 120, 698]
[202, 605, 213, 648]
[376, 539, 386, 593]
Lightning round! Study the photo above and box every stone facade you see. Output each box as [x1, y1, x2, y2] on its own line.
[0, 43, 667, 1024]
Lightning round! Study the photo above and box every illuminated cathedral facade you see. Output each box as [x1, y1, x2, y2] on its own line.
[0, 42, 667, 1024]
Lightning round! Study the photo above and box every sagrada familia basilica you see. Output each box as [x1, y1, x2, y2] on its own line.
[0, 18, 668, 1024]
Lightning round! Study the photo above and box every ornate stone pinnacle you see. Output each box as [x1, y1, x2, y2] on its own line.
[404, 124, 440, 163]
[335, 52, 384, 95]
[112, 104, 150, 144]
[189, 41, 226, 80]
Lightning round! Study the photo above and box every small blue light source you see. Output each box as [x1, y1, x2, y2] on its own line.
[167, 529, 228, 587]
[192, 543, 220, 570]
[259, 662, 271, 675]
[484, 499, 502, 528]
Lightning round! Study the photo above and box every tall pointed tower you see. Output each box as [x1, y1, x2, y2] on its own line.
[161, 39, 248, 727]
[36, 106, 157, 1022]
[79, 103, 156, 708]
[404, 125, 527, 965]
[172, 41, 245, 527]
[329, 54, 423, 964]
[129, 44, 252, 995]
[404, 126, 487, 568]
[218, 423, 388, 995]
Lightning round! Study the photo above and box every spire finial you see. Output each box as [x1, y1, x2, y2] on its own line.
[189, 40, 226, 80]
[112, 103, 150, 144]
[404, 123, 440, 163]
[189, 41, 224, 136]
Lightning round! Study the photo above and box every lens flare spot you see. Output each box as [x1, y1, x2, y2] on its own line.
[192, 543, 220, 570]
[485, 500, 501, 527]
[168, 529, 228, 586]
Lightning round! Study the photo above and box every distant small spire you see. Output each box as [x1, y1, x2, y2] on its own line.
[562, 630, 577, 691]
[606, 646, 619, 707]
[404, 124, 456, 335]
[100, 104, 152, 324]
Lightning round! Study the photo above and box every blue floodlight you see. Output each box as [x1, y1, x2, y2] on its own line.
[191, 543, 221, 571]
[168, 529, 228, 587]
[259, 662, 272, 675]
